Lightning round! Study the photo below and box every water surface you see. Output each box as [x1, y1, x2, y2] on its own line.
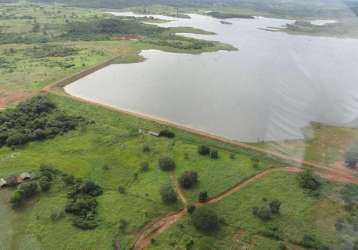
[65, 13, 358, 142]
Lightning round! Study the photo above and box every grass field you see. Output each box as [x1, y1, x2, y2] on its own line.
[149, 172, 348, 250]
[0, 94, 278, 249]
[1, 3, 357, 250]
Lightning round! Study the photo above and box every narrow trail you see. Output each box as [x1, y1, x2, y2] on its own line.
[132, 167, 300, 250]
[170, 173, 187, 205]
[199, 167, 301, 205]
[132, 209, 186, 250]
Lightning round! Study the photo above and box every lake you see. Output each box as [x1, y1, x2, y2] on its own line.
[65, 13, 358, 142]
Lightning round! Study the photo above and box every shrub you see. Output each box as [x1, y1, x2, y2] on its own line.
[187, 204, 196, 214]
[158, 157, 176, 171]
[300, 235, 328, 250]
[140, 162, 149, 172]
[79, 181, 103, 196]
[269, 199, 281, 214]
[160, 184, 177, 204]
[252, 206, 272, 221]
[298, 169, 321, 191]
[142, 145, 150, 153]
[62, 174, 75, 185]
[19, 181, 38, 198]
[119, 219, 128, 233]
[191, 207, 219, 232]
[198, 191, 209, 203]
[198, 145, 210, 156]
[179, 171, 198, 189]
[230, 153, 236, 159]
[39, 176, 51, 192]
[210, 150, 219, 159]
[10, 190, 25, 208]
[118, 186, 126, 194]
[159, 129, 175, 138]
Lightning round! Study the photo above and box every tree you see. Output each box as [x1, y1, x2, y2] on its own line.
[210, 150, 219, 159]
[198, 145, 210, 156]
[198, 191, 208, 203]
[158, 157, 176, 171]
[39, 176, 51, 192]
[191, 207, 219, 232]
[10, 190, 25, 208]
[345, 148, 358, 169]
[159, 129, 175, 138]
[298, 169, 321, 191]
[179, 171, 198, 189]
[160, 184, 177, 204]
[79, 181, 103, 196]
[252, 206, 272, 221]
[269, 199, 281, 214]
[187, 204, 196, 214]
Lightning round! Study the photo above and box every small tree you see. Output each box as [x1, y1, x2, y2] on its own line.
[198, 145, 210, 156]
[159, 129, 175, 138]
[210, 150, 219, 159]
[298, 169, 321, 191]
[39, 176, 51, 192]
[160, 185, 177, 204]
[252, 206, 272, 221]
[140, 162, 149, 172]
[10, 190, 25, 208]
[158, 157, 176, 171]
[269, 199, 281, 214]
[191, 207, 219, 232]
[179, 171, 198, 189]
[198, 191, 208, 203]
[187, 204, 196, 214]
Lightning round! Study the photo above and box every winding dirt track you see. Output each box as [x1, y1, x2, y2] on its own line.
[132, 167, 301, 250]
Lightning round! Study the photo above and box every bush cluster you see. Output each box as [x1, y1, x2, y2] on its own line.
[65, 180, 103, 230]
[252, 199, 281, 221]
[191, 207, 219, 232]
[0, 95, 84, 147]
[159, 129, 175, 138]
[179, 171, 198, 189]
[158, 157, 176, 171]
[197, 145, 219, 159]
[298, 170, 321, 191]
[160, 184, 177, 204]
[10, 181, 39, 208]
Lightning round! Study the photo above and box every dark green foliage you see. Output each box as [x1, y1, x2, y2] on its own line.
[209, 150, 219, 159]
[65, 18, 162, 40]
[158, 157, 176, 171]
[159, 129, 175, 138]
[198, 145, 210, 156]
[187, 204, 196, 214]
[10, 181, 39, 208]
[191, 207, 219, 232]
[253, 199, 281, 221]
[300, 235, 329, 250]
[206, 11, 254, 19]
[140, 162, 149, 172]
[354, 240, 358, 250]
[198, 191, 208, 203]
[298, 169, 321, 191]
[39, 165, 56, 181]
[62, 174, 76, 185]
[252, 206, 272, 221]
[160, 184, 177, 204]
[269, 199, 281, 214]
[119, 219, 129, 233]
[0, 95, 84, 147]
[65, 180, 103, 230]
[179, 171, 198, 189]
[118, 186, 126, 194]
[259, 226, 283, 240]
[142, 144, 151, 153]
[345, 146, 358, 168]
[24, 45, 79, 58]
[279, 242, 287, 250]
[39, 176, 51, 192]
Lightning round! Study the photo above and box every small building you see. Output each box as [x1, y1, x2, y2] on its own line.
[148, 131, 160, 137]
[0, 178, 7, 188]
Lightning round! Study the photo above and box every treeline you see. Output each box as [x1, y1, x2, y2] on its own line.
[0, 95, 84, 147]
[64, 18, 163, 40]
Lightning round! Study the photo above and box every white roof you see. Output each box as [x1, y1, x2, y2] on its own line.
[0, 178, 7, 187]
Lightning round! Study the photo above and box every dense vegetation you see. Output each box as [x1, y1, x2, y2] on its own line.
[0, 95, 84, 147]
[206, 11, 254, 19]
